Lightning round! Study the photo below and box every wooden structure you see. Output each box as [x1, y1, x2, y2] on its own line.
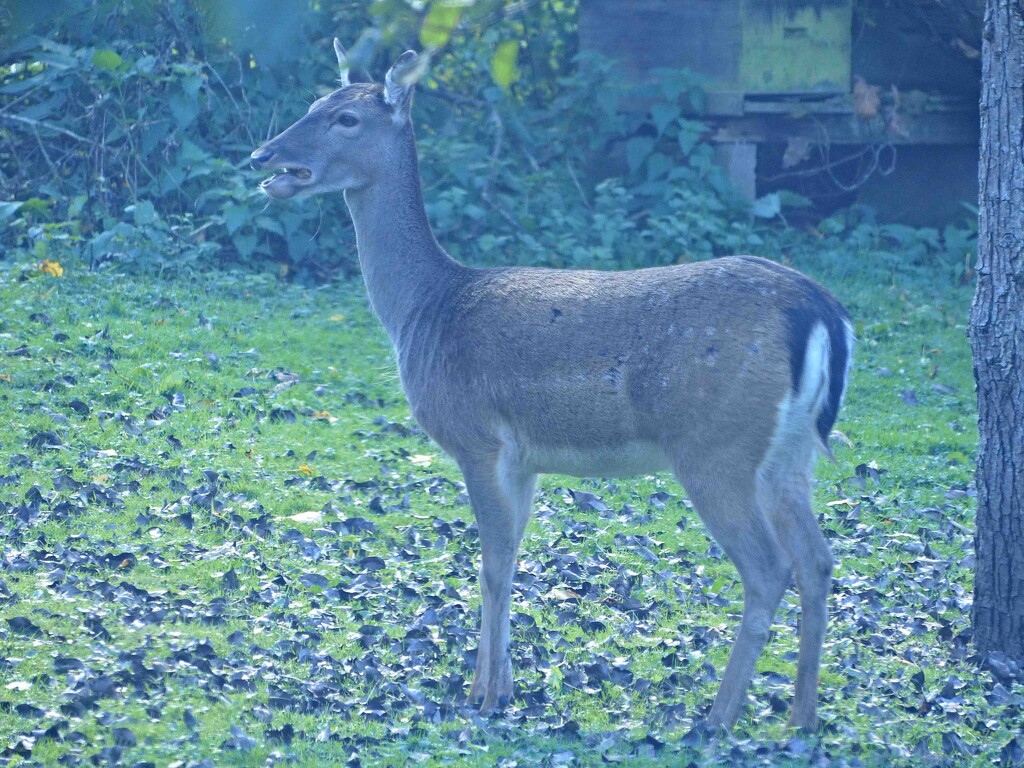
[579, 0, 981, 224]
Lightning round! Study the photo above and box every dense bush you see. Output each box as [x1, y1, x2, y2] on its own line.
[1, 0, 355, 276]
[0, 0, 974, 278]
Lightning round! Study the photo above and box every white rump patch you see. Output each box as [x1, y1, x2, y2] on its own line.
[839, 319, 855, 412]
[761, 322, 832, 479]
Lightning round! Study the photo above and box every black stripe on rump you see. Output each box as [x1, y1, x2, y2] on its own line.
[735, 256, 851, 445]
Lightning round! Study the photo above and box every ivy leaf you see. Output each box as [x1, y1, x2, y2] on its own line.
[181, 73, 203, 99]
[676, 120, 704, 155]
[0, 201, 23, 222]
[650, 102, 680, 137]
[645, 151, 673, 180]
[490, 40, 520, 90]
[169, 93, 199, 129]
[223, 204, 247, 235]
[130, 200, 158, 227]
[625, 137, 655, 174]
[751, 193, 782, 219]
[688, 86, 706, 114]
[232, 234, 257, 258]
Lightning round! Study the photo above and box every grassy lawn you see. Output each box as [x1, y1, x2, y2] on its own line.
[0, 247, 1012, 767]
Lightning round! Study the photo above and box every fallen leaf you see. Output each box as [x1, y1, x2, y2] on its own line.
[853, 75, 880, 120]
[288, 510, 323, 524]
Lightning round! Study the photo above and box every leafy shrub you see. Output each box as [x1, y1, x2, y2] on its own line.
[0, 0, 974, 279]
[0, 0, 350, 274]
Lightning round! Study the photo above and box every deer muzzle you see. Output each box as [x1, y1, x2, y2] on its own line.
[250, 147, 313, 199]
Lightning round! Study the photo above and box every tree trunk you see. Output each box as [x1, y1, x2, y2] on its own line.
[968, 0, 1024, 657]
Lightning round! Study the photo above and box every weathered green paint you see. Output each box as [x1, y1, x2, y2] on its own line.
[738, 1, 852, 93]
[578, 0, 852, 98]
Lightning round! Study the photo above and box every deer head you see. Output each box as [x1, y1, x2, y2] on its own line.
[250, 43, 429, 199]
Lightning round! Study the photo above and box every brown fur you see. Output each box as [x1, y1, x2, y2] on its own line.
[251, 46, 853, 730]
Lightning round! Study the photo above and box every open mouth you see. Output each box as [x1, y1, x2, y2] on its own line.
[261, 167, 312, 186]
[259, 166, 314, 198]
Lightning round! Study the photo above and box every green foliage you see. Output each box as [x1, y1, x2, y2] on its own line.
[0, 0, 976, 282]
[0, 0, 352, 275]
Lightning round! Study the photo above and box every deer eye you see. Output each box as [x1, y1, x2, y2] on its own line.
[335, 113, 359, 128]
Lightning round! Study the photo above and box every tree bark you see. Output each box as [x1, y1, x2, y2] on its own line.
[968, 0, 1024, 657]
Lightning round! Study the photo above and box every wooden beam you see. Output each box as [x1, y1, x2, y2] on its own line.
[710, 107, 978, 146]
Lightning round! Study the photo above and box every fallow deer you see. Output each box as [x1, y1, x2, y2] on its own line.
[251, 43, 854, 730]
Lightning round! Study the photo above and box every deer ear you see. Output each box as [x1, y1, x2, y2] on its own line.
[333, 38, 350, 87]
[384, 50, 429, 122]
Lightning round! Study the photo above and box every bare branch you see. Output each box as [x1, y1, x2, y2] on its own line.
[565, 161, 590, 208]
[0, 113, 92, 145]
[30, 124, 58, 176]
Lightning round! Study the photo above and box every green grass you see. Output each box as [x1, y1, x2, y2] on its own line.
[0, 248, 1008, 768]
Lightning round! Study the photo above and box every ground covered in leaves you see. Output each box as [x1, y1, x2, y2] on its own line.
[0, 254, 1020, 767]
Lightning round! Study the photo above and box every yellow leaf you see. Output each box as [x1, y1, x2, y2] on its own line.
[420, 1, 468, 48]
[546, 587, 578, 602]
[329, 314, 346, 322]
[92, 49, 122, 70]
[0, 374, 11, 382]
[409, 454, 434, 467]
[298, 464, 314, 476]
[38, 259, 63, 277]
[490, 40, 520, 90]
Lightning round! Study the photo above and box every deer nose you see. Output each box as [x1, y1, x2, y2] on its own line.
[250, 148, 274, 170]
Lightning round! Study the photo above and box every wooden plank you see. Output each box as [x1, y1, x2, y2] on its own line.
[579, 0, 741, 90]
[710, 108, 979, 145]
[740, 93, 976, 115]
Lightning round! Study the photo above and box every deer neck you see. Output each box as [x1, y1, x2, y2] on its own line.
[343, 134, 458, 344]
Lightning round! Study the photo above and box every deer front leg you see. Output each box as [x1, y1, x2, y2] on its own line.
[460, 456, 536, 713]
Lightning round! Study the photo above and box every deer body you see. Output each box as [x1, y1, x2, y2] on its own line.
[396, 262, 795, 466]
[252, 46, 854, 731]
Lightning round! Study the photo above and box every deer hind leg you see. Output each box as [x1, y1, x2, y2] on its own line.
[674, 458, 792, 730]
[761, 469, 833, 730]
[460, 456, 536, 713]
